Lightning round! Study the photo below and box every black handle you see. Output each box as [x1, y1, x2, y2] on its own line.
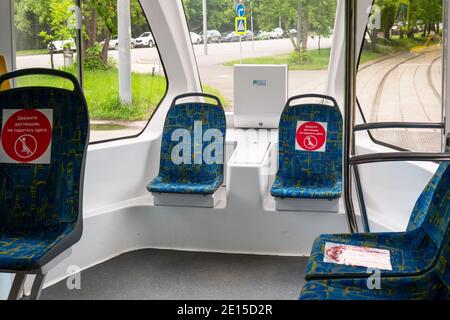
[171, 92, 223, 108]
[0, 68, 82, 93]
[286, 94, 339, 109]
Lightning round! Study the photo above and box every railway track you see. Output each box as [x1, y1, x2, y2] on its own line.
[357, 48, 443, 152]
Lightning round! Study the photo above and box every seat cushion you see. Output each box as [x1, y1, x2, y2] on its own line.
[272, 103, 343, 200]
[271, 175, 341, 199]
[305, 231, 437, 280]
[0, 224, 74, 271]
[148, 175, 222, 195]
[152, 101, 226, 196]
[299, 273, 444, 300]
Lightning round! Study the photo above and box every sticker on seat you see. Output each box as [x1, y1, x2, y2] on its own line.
[296, 121, 327, 152]
[324, 242, 393, 271]
[0, 109, 53, 164]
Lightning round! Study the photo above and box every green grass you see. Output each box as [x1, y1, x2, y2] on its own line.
[224, 48, 332, 70]
[359, 36, 431, 64]
[203, 84, 231, 109]
[15, 67, 231, 120]
[224, 36, 433, 70]
[17, 49, 48, 56]
[16, 68, 167, 121]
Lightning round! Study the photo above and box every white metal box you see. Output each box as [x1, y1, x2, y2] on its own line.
[233, 64, 288, 129]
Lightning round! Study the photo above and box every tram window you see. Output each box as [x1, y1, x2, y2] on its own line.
[182, 0, 338, 110]
[357, 0, 444, 152]
[14, 0, 168, 143]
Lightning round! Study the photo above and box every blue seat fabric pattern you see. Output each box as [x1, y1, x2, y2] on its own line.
[299, 163, 450, 300]
[271, 104, 343, 200]
[147, 102, 226, 195]
[0, 86, 89, 271]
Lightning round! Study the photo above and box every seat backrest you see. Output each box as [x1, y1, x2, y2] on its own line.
[420, 163, 450, 249]
[404, 163, 449, 297]
[277, 94, 343, 187]
[158, 93, 226, 184]
[434, 226, 449, 295]
[0, 68, 89, 235]
[408, 163, 449, 232]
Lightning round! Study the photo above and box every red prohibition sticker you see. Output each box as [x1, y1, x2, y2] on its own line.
[0, 109, 53, 164]
[296, 121, 327, 152]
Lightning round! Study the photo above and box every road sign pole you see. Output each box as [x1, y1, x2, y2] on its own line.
[203, 0, 207, 56]
[235, 3, 246, 63]
[239, 35, 242, 64]
[250, 0, 254, 50]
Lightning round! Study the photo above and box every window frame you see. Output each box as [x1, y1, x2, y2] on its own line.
[11, 0, 170, 146]
[75, 0, 169, 145]
[356, 1, 445, 152]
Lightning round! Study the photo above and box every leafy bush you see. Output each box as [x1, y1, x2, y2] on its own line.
[288, 50, 309, 65]
[84, 43, 110, 71]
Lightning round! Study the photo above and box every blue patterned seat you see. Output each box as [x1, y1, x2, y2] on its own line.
[300, 163, 450, 300]
[271, 95, 343, 200]
[299, 271, 446, 300]
[147, 93, 226, 196]
[0, 69, 89, 272]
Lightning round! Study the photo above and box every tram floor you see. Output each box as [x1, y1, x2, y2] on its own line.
[42, 249, 308, 300]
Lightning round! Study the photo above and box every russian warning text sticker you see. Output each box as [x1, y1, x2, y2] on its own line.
[0, 109, 53, 164]
[296, 121, 327, 152]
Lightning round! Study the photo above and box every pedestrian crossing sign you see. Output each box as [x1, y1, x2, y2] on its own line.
[235, 17, 247, 35]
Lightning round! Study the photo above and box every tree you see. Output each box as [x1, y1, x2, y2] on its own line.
[378, 0, 400, 40]
[15, 0, 147, 66]
[183, 0, 236, 32]
[309, 0, 336, 53]
[416, 0, 442, 36]
[82, 0, 147, 64]
[15, 0, 76, 69]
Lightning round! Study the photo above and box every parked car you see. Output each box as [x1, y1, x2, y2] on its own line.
[255, 31, 271, 40]
[391, 25, 401, 36]
[285, 29, 297, 38]
[242, 30, 254, 41]
[106, 35, 119, 49]
[190, 32, 202, 45]
[221, 30, 253, 43]
[100, 35, 136, 50]
[47, 39, 76, 53]
[221, 31, 240, 43]
[199, 30, 221, 43]
[134, 32, 155, 48]
[269, 28, 284, 39]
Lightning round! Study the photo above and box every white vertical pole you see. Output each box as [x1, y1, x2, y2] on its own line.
[203, 0, 208, 56]
[239, 35, 242, 64]
[444, 0, 450, 150]
[250, 0, 254, 50]
[75, 0, 83, 88]
[118, 0, 132, 105]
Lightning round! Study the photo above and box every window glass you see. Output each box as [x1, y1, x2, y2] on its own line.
[358, 0, 443, 152]
[14, 0, 167, 143]
[182, 0, 338, 110]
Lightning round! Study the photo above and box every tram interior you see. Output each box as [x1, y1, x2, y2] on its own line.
[0, 0, 448, 301]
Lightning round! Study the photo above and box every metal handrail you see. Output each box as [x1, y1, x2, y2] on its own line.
[343, 0, 448, 234]
[353, 165, 371, 233]
[354, 122, 445, 132]
[343, 0, 359, 233]
[349, 152, 450, 165]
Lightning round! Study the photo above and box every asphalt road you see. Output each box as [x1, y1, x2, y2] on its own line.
[16, 37, 332, 72]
